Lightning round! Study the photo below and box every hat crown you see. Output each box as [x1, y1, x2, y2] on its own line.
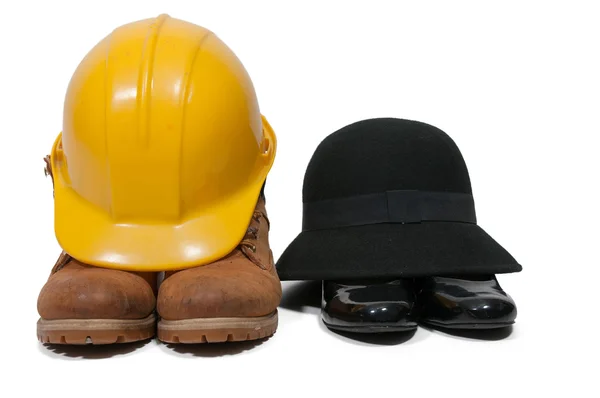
[303, 118, 472, 202]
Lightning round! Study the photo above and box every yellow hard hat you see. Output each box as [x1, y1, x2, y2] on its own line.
[49, 14, 276, 271]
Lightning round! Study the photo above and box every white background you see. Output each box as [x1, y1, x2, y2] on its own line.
[1, 0, 598, 397]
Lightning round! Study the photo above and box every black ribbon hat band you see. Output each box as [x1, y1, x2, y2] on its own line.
[302, 190, 477, 231]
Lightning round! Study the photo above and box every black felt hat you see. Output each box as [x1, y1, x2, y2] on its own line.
[276, 118, 522, 280]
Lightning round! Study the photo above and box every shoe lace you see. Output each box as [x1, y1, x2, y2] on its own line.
[238, 211, 268, 270]
[44, 155, 55, 197]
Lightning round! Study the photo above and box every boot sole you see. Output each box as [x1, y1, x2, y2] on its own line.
[37, 314, 156, 345]
[157, 310, 278, 344]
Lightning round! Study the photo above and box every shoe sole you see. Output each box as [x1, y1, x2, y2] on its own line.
[421, 320, 514, 330]
[323, 321, 418, 334]
[37, 314, 156, 345]
[158, 310, 278, 343]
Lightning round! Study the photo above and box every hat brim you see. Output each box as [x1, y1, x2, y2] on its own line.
[275, 222, 521, 280]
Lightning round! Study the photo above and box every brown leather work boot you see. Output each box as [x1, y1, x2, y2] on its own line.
[37, 252, 157, 345]
[157, 197, 281, 343]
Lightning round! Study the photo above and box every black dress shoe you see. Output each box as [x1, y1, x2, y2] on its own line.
[417, 275, 516, 329]
[322, 279, 418, 333]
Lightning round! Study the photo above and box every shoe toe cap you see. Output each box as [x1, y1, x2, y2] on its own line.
[157, 265, 281, 320]
[324, 300, 416, 328]
[356, 302, 413, 323]
[37, 268, 156, 320]
[463, 297, 517, 324]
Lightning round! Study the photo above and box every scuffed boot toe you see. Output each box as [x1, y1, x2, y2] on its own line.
[37, 263, 156, 320]
[36, 255, 157, 344]
[157, 263, 280, 320]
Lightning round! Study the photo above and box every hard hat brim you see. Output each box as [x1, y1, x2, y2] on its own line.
[50, 117, 276, 271]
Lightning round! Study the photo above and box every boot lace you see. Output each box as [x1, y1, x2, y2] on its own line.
[44, 155, 55, 197]
[238, 211, 268, 270]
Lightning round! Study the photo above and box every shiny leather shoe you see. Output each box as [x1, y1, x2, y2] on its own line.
[322, 279, 418, 333]
[417, 275, 516, 329]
